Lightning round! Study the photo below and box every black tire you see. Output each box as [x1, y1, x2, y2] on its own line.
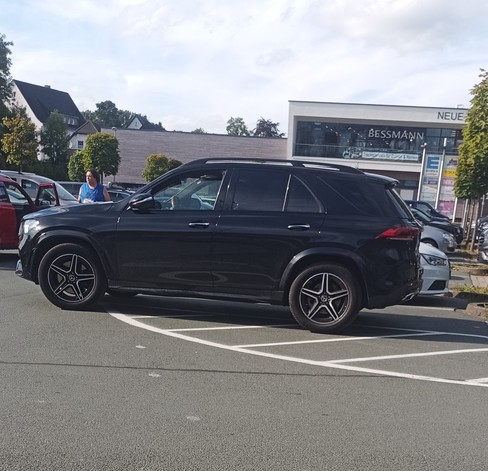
[421, 238, 438, 248]
[38, 243, 107, 310]
[107, 289, 138, 298]
[289, 263, 361, 333]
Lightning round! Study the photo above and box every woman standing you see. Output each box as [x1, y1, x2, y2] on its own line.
[77, 168, 111, 203]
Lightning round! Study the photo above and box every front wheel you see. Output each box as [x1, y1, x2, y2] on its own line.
[289, 263, 361, 334]
[38, 243, 107, 310]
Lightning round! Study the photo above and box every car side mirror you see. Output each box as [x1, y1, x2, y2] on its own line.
[128, 193, 157, 211]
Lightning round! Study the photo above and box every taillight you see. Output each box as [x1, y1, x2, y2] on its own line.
[376, 226, 420, 240]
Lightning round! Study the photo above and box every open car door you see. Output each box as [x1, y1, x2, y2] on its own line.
[0, 180, 60, 250]
[35, 183, 60, 207]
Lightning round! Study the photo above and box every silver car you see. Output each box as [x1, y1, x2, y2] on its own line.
[0, 170, 77, 206]
[420, 224, 456, 253]
[418, 242, 450, 295]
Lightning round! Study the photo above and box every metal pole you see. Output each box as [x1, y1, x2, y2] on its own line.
[452, 197, 458, 223]
[416, 143, 427, 199]
[435, 138, 447, 209]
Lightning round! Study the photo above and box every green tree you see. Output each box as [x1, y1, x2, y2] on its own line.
[92, 100, 120, 127]
[191, 128, 206, 134]
[68, 149, 87, 181]
[0, 33, 14, 162]
[0, 33, 13, 104]
[141, 153, 182, 182]
[253, 117, 285, 138]
[1, 112, 38, 171]
[454, 69, 488, 248]
[81, 101, 163, 129]
[40, 110, 69, 166]
[455, 69, 488, 201]
[83, 133, 120, 181]
[226, 117, 250, 136]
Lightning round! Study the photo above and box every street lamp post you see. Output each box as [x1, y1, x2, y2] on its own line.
[435, 138, 447, 209]
[416, 143, 427, 200]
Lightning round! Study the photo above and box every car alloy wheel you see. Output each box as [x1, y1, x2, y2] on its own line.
[38, 243, 106, 310]
[289, 263, 361, 333]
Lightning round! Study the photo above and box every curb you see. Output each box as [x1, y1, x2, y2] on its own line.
[466, 302, 488, 319]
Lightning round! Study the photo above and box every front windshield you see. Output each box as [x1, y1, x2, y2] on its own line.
[54, 183, 77, 201]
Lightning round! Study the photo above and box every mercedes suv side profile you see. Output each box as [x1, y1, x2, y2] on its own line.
[16, 158, 421, 333]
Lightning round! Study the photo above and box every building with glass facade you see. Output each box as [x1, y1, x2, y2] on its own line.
[287, 101, 467, 219]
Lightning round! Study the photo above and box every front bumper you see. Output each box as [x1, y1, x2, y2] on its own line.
[15, 259, 24, 278]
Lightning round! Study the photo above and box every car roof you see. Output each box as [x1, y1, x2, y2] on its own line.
[0, 175, 16, 183]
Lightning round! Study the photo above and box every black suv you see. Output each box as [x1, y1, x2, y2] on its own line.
[16, 158, 421, 333]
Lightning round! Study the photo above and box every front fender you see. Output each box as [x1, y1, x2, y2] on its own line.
[30, 229, 116, 283]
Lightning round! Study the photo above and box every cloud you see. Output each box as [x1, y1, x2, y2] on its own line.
[4, 0, 487, 134]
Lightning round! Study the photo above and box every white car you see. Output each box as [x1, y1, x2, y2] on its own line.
[418, 242, 450, 296]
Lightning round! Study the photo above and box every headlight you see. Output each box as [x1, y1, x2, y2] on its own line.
[421, 253, 447, 266]
[442, 232, 455, 242]
[20, 219, 40, 237]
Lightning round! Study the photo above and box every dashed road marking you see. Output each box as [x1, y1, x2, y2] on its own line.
[109, 310, 488, 389]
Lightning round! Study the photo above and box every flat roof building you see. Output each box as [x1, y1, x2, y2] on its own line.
[287, 101, 468, 218]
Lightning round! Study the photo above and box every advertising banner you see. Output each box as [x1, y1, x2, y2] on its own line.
[419, 155, 441, 203]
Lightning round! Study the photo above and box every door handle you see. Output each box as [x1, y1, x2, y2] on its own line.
[188, 222, 210, 228]
[287, 224, 310, 231]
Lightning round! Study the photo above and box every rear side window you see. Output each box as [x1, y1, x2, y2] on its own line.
[285, 176, 321, 213]
[231, 169, 288, 211]
[314, 174, 399, 217]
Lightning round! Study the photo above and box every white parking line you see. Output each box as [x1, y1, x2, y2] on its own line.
[167, 324, 296, 332]
[327, 347, 488, 363]
[466, 377, 488, 384]
[237, 331, 441, 348]
[109, 310, 488, 389]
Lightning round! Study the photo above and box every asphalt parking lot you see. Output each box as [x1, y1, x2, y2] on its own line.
[2, 250, 488, 470]
[2, 249, 488, 390]
[103, 291, 488, 389]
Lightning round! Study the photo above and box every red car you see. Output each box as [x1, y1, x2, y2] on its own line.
[0, 175, 60, 249]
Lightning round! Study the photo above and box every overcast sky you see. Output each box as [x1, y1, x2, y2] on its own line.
[2, 0, 487, 135]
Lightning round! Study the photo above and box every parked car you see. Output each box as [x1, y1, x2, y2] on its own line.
[420, 223, 457, 253]
[418, 242, 450, 296]
[0, 170, 77, 206]
[404, 200, 451, 222]
[16, 158, 422, 334]
[476, 215, 488, 237]
[478, 227, 488, 264]
[410, 207, 463, 244]
[57, 181, 83, 198]
[0, 175, 59, 249]
[58, 181, 133, 202]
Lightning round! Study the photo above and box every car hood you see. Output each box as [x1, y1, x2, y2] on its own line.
[24, 201, 115, 220]
[419, 241, 447, 259]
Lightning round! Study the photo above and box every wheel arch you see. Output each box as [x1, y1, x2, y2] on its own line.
[280, 249, 368, 308]
[30, 230, 114, 284]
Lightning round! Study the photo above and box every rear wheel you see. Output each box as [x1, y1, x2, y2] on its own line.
[38, 243, 107, 310]
[289, 263, 361, 333]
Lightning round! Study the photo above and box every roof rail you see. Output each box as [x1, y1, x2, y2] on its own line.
[183, 157, 363, 174]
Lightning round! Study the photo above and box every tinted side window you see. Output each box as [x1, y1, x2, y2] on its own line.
[285, 176, 321, 213]
[315, 175, 397, 217]
[153, 171, 224, 211]
[232, 169, 288, 212]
